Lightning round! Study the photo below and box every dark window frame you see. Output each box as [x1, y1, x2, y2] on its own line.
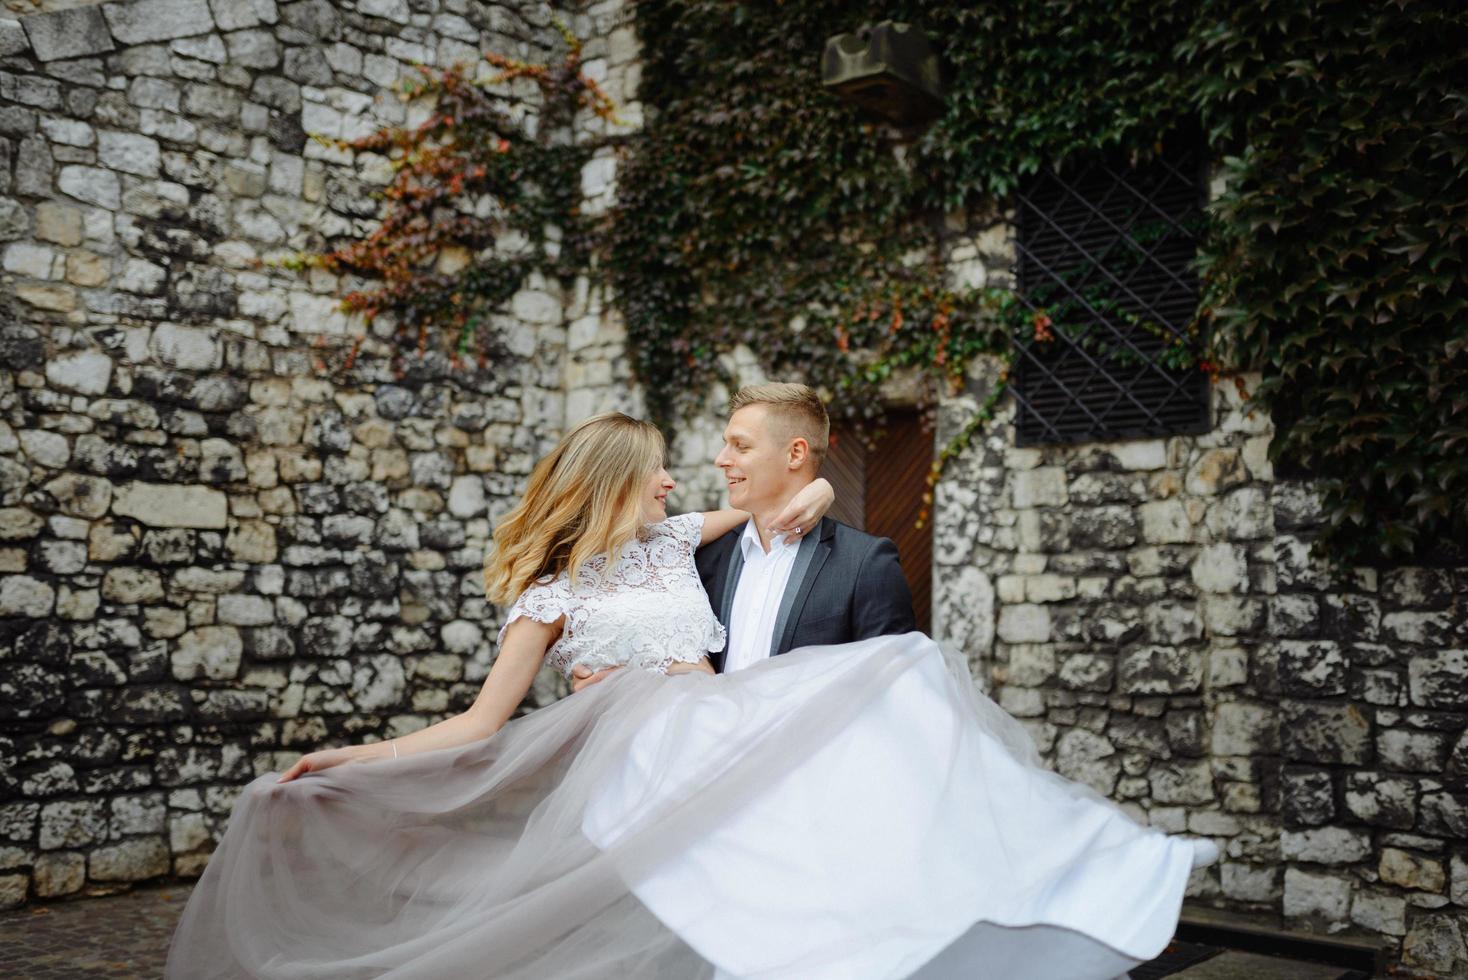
[1009, 125, 1213, 447]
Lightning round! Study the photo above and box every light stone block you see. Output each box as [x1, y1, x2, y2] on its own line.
[99, 130, 162, 178]
[1139, 499, 1191, 543]
[103, 0, 215, 44]
[1010, 466, 1068, 507]
[150, 323, 221, 370]
[44, 474, 113, 518]
[45, 349, 113, 395]
[19, 430, 69, 468]
[1210, 700, 1278, 755]
[996, 603, 1050, 643]
[113, 482, 227, 528]
[1102, 439, 1167, 470]
[58, 166, 121, 209]
[0, 574, 54, 617]
[23, 7, 115, 61]
[1282, 827, 1372, 864]
[88, 837, 170, 882]
[1283, 868, 1353, 923]
[172, 625, 243, 680]
[1381, 848, 1446, 892]
[1190, 542, 1248, 593]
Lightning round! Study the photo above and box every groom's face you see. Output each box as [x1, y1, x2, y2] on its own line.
[715, 405, 791, 513]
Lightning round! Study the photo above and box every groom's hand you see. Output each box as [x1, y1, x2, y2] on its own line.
[571, 664, 622, 692]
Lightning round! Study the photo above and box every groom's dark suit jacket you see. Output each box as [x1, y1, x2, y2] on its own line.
[694, 516, 919, 673]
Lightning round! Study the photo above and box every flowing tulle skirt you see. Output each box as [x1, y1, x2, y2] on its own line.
[166, 632, 1196, 979]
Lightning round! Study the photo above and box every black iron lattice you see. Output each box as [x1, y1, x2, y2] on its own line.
[1010, 130, 1212, 446]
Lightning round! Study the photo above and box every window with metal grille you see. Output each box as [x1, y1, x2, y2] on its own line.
[1010, 127, 1211, 446]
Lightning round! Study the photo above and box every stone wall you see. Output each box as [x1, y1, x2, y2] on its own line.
[0, 0, 642, 907]
[932, 201, 1468, 974]
[3, 1, 1466, 975]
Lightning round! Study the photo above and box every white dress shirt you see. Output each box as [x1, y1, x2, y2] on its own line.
[723, 520, 802, 673]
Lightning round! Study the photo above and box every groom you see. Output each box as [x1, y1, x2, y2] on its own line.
[574, 382, 917, 689]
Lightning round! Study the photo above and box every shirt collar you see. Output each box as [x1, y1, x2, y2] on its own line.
[739, 518, 798, 561]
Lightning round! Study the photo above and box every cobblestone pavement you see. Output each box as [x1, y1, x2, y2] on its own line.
[0, 885, 1374, 979]
[0, 884, 187, 979]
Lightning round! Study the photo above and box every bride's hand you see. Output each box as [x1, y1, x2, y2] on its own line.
[277, 746, 359, 783]
[769, 477, 834, 544]
[571, 664, 623, 693]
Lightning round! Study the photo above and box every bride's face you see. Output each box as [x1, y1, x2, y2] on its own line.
[639, 467, 676, 523]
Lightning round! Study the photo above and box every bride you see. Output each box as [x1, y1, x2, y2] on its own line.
[166, 411, 1216, 980]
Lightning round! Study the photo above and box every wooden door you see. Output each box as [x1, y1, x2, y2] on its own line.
[824, 410, 933, 634]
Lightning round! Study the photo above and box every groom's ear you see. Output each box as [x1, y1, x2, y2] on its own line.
[787, 437, 811, 470]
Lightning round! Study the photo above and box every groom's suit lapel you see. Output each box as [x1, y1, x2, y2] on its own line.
[771, 517, 834, 657]
[717, 523, 748, 655]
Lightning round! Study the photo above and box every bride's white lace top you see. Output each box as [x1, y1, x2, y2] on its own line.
[497, 512, 727, 677]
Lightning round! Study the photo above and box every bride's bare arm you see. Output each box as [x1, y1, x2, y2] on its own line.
[276, 616, 559, 782]
[697, 477, 835, 546]
[665, 656, 715, 675]
[698, 508, 753, 544]
[460, 616, 560, 735]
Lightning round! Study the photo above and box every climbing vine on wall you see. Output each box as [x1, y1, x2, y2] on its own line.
[608, 0, 1468, 564]
[291, 21, 616, 375]
[304, 2, 1467, 563]
[607, 1, 1006, 439]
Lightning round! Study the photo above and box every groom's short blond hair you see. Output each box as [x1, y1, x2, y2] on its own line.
[729, 382, 829, 471]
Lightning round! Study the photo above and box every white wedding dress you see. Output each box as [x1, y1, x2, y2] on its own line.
[166, 512, 1198, 980]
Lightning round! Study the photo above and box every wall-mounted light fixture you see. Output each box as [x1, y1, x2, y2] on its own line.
[820, 21, 943, 128]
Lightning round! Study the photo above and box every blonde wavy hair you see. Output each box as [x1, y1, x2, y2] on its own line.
[483, 412, 666, 606]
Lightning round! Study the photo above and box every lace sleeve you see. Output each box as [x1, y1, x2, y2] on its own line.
[497, 577, 567, 647]
[657, 512, 705, 550]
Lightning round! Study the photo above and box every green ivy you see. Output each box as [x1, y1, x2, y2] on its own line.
[1179, 0, 1468, 564]
[608, 0, 1468, 564]
[292, 26, 612, 376]
[609, 3, 983, 433]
